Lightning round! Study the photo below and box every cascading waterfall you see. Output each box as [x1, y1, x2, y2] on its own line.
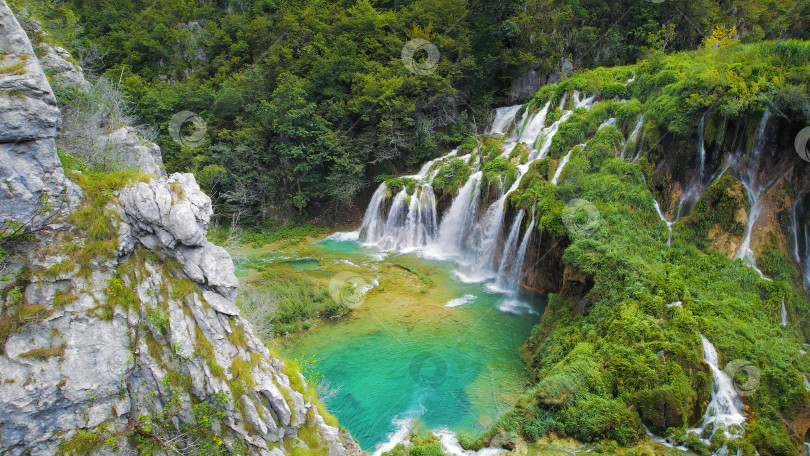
[653, 199, 675, 246]
[598, 118, 617, 130]
[357, 93, 598, 296]
[688, 335, 747, 452]
[434, 172, 483, 259]
[735, 111, 772, 279]
[781, 298, 788, 326]
[492, 210, 526, 292]
[697, 112, 708, 180]
[551, 148, 574, 185]
[360, 184, 389, 243]
[487, 105, 522, 135]
[621, 114, 644, 160]
[792, 190, 810, 288]
[519, 101, 551, 146]
[552, 142, 586, 186]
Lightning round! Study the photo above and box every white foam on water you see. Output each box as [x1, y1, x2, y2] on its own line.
[445, 294, 477, 308]
[497, 298, 538, 315]
[371, 416, 417, 456]
[451, 269, 493, 284]
[335, 259, 359, 267]
[434, 429, 509, 456]
[325, 230, 361, 242]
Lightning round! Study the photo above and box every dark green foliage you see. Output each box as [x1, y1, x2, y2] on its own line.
[432, 159, 471, 197]
[487, 45, 810, 453]
[673, 174, 748, 250]
[386, 177, 419, 196]
[237, 223, 328, 247]
[16, 0, 810, 223]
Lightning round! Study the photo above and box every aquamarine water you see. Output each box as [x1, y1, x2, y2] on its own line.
[262, 237, 545, 452]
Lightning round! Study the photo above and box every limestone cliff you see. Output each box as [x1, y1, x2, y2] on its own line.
[0, 3, 361, 454]
[0, 1, 77, 228]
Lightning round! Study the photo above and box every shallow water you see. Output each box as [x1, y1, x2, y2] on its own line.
[242, 236, 545, 452]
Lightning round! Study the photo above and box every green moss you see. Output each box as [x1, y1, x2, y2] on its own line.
[432, 159, 471, 196]
[67, 170, 150, 275]
[19, 343, 66, 361]
[673, 174, 747, 250]
[386, 177, 419, 196]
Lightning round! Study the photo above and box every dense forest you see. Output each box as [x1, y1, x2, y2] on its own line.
[12, 0, 810, 223]
[3, 0, 810, 454]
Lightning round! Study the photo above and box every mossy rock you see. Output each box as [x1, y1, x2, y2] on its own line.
[673, 173, 748, 255]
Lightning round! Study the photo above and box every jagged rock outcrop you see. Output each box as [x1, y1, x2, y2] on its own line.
[0, 0, 75, 228]
[1, 173, 359, 455]
[98, 126, 166, 178]
[0, 4, 361, 454]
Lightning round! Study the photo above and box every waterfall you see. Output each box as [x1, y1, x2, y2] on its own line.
[780, 298, 788, 326]
[356, 93, 597, 299]
[492, 210, 526, 292]
[531, 110, 574, 161]
[735, 111, 772, 279]
[804, 376, 810, 391]
[511, 214, 536, 287]
[598, 118, 616, 130]
[653, 198, 675, 246]
[487, 106, 522, 135]
[519, 101, 551, 146]
[621, 114, 644, 160]
[472, 196, 508, 272]
[698, 112, 708, 180]
[793, 191, 810, 288]
[688, 335, 746, 450]
[359, 184, 389, 243]
[433, 172, 483, 259]
[552, 147, 577, 185]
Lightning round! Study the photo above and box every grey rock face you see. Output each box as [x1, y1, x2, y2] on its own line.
[94, 127, 166, 178]
[39, 43, 87, 88]
[0, 173, 357, 455]
[0, 0, 73, 227]
[0, 4, 359, 455]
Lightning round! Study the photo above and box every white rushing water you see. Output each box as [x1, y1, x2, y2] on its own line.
[735, 111, 772, 280]
[781, 298, 788, 326]
[445, 294, 477, 308]
[687, 335, 746, 451]
[487, 105, 522, 135]
[434, 429, 508, 456]
[551, 148, 573, 185]
[653, 199, 675, 245]
[621, 114, 644, 160]
[355, 95, 598, 297]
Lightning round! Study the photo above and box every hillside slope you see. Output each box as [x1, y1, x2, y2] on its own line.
[0, 2, 360, 454]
